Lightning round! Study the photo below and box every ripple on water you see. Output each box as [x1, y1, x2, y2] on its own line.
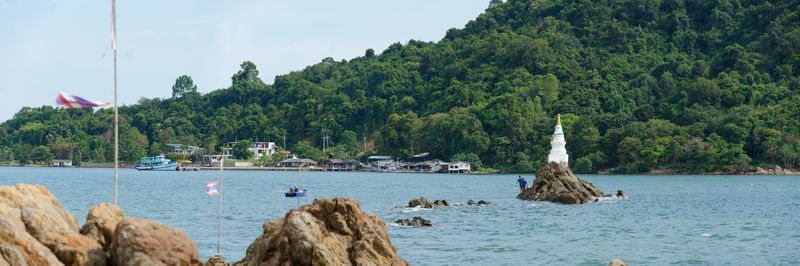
[4, 168, 800, 265]
[671, 259, 712, 264]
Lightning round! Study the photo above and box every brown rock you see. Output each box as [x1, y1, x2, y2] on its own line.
[110, 217, 201, 266]
[234, 198, 409, 266]
[517, 162, 604, 204]
[432, 199, 450, 207]
[0, 184, 105, 266]
[0, 211, 63, 266]
[408, 197, 433, 208]
[80, 203, 124, 253]
[205, 254, 230, 266]
[616, 190, 627, 198]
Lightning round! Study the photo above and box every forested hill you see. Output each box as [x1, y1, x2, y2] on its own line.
[2, 0, 799, 173]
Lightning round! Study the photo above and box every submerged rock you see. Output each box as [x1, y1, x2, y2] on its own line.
[394, 216, 434, 227]
[110, 217, 202, 266]
[234, 197, 409, 266]
[517, 162, 604, 204]
[466, 200, 495, 206]
[609, 258, 629, 266]
[432, 199, 450, 207]
[0, 184, 105, 266]
[476, 200, 495, 206]
[408, 197, 433, 208]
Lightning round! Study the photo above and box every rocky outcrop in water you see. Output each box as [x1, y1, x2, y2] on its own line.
[0, 184, 105, 265]
[394, 216, 433, 227]
[110, 217, 202, 265]
[466, 200, 495, 206]
[408, 197, 452, 208]
[408, 197, 433, 208]
[517, 162, 604, 204]
[433, 199, 450, 207]
[234, 197, 408, 266]
[0, 183, 202, 266]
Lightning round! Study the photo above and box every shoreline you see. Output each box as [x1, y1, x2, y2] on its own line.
[2, 164, 799, 175]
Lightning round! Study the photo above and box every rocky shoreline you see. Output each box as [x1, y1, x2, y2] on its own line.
[0, 184, 408, 266]
[598, 166, 800, 175]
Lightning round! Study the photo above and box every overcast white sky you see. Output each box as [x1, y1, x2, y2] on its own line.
[0, 0, 488, 121]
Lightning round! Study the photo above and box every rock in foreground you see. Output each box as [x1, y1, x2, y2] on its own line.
[0, 183, 105, 265]
[110, 217, 202, 266]
[234, 198, 408, 266]
[517, 162, 604, 204]
[80, 202, 124, 252]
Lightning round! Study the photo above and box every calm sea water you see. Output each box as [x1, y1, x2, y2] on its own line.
[1, 166, 798, 264]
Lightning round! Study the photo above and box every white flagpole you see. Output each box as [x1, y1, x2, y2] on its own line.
[112, 0, 119, 206]
[218, 155, 223, 255]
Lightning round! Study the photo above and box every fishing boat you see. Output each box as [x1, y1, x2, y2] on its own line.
[285, 188, 307, 197]
[285, 166, 307, 198]
[134, 155, 177, 171]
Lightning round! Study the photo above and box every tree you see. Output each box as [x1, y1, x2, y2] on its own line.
[31, 145, 53, 164]
[171, 75, 199, 99]
[378, 112, 420, 159]
[0, 146, 13, 162]
[233, 140, 253, 160]
[293, 141, 323, 162]
[232, 61, 262, 85]
[1, 0, 798, 174]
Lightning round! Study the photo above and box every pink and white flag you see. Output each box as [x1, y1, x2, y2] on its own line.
[206, 181, 219, 195]
[55, 92, 111, 108]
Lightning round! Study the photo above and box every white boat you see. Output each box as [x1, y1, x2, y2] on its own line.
[134, 155, 177, 171]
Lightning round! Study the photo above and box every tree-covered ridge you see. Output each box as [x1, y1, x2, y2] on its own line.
[1, 0, 799, 173]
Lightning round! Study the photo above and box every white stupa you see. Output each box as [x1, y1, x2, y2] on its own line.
[547, 114, 569, 165]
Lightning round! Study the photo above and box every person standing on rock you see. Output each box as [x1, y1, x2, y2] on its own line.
[517, 176, 527, 192]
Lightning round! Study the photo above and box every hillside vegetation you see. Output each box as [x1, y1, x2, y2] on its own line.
[2, 0, 799, 173]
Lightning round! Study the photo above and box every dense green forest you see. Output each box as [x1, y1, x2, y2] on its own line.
[1, 0, 799, 173]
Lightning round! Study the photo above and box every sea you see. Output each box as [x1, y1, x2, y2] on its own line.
[1, 167, 798, 265]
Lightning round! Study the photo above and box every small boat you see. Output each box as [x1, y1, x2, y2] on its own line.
[134, 155, 177, 171]
[285, 188, 307, 197]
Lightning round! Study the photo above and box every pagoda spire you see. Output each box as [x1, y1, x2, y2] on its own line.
[547, 114, 569, 165]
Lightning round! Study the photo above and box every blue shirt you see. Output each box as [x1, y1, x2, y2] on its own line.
[517, 178, 527, 186]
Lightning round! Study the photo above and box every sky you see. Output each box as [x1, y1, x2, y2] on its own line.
[0, 0, 489, 122]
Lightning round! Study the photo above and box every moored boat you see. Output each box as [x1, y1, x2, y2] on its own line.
[134, 155, 177, 171]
